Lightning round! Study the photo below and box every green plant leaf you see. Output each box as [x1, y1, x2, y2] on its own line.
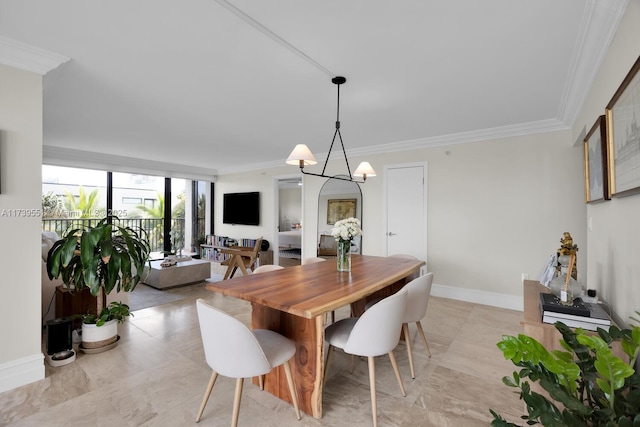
[83, 258, 100, 295]
[60, 232, 79, 267]
[46, 239, 64, 279]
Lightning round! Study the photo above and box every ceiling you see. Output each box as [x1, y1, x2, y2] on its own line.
[0, 0, 629, 179]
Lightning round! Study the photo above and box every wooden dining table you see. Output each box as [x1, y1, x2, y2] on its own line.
[205, 254, 424, 419]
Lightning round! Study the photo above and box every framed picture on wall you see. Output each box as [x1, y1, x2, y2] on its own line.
[606, 55, 640, 197]
[327, 198, 357, 225]
[583, 115, 609, 203]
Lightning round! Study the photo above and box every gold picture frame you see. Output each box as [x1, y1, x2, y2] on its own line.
[584, 115, 609, 203]
[606, 55, 640, 197]
[327, 198, 357, 225]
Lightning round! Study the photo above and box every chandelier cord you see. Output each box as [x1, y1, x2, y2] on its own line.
[321, 80, 353, 178]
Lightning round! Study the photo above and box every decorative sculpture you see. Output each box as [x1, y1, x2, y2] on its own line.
[557, 232, 578, 280]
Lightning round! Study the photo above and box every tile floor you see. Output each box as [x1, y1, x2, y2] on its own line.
[1, 282, 525, 426]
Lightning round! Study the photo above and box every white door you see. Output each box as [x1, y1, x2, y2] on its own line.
[384, 163, 427, 261]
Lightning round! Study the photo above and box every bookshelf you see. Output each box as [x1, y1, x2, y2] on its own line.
[199, 235, 272, 265]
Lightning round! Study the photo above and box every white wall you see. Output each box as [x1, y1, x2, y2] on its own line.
[216, 128, 586, 310]
[0, 64, 45, 392]
[572, 0, 640, 326]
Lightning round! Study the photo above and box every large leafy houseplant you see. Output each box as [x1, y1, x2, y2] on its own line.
[46, 217, 151, 320]
[491, 318, 640, 426]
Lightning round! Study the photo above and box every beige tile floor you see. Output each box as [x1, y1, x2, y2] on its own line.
[1, 282, 525, 426]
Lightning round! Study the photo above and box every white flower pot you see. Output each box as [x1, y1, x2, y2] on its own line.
[82, 319, 118, 349]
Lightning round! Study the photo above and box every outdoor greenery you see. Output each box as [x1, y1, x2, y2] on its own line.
[63, 186, 101, 218]
[42, 191, 65, 218]
[491, 318, 640, 426]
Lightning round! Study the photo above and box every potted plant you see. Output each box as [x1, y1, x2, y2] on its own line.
[80, 301, 133, 349]
[46, 217, 150, 350]
[490, 316, 640, 426]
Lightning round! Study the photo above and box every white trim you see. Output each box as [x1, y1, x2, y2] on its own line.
[557, 0, 629, 126]
[43, 146, 217, 182]
[0, 36, 70, 75]
[216, 119, 570, 176]
[431, 283, 523, 312]
[0, 353, 45, 393]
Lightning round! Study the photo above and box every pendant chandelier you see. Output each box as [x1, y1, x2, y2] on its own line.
[286, 76, 376, 183]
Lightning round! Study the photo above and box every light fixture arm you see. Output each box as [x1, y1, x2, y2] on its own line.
[287, 75, 375, 183]
[319, 77, 355, 180]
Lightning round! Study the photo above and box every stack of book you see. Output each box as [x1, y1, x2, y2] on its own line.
[540, 293, 611, 331]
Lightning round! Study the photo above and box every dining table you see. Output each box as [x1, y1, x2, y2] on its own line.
[205, 254, 425, 419]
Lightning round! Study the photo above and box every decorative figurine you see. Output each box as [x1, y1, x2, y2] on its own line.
[556, 232, 578, 280]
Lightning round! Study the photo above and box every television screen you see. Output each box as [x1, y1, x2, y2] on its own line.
[223, 192, 260, 225]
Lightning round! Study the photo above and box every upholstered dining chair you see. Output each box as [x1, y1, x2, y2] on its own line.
[400, 272, 434, 379]
[301, 257, 327, 265]
[252, 264, 284, 274]
[195, 299, 301, 426]
[388, 253, 421, 280]
[324, 287, 409, 427]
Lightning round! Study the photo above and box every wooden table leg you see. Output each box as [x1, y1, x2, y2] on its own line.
[251, 304, 325, 419]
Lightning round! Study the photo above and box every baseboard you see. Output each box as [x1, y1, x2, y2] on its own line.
[431, 283, 523, 312]
[0, 353, 44, 393]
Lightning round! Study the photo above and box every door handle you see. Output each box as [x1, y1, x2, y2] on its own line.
[387, 232, 397, 236]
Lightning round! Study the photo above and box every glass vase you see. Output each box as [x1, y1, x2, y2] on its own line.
[336, 240, 351, 272]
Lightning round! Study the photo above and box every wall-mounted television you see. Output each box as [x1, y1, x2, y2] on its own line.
[223, 191, 260, 226]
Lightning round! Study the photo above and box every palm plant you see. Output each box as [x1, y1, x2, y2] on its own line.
[63, 186, 100, 218]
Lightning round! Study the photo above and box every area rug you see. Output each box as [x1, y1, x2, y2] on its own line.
[129, 274, 223, 311]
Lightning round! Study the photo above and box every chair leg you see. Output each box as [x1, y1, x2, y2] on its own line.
[258, 375, 264, 390]
[403, 323, 416, 379]
[416, 321, 431, 357]
[331, 310, 335, 323]
[324, 345, 334, 383]
[368, 356, 378, 427]
[388, 351, 406, 397]
[231, 377, 244, 427]
[283, 360, 301, 420]
[196, 371, 218, 422]
[349, 354, 355, 374]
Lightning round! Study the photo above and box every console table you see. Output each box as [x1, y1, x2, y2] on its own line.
[522, 279, 625, 359]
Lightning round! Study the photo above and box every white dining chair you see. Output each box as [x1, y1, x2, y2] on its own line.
[302, 257, 327, 265]
[252, 264, 284, 274]
[388, 253, 421, 280]
[401, 272, 434, 379]
[324, 287, 409, 427]
[195, 299, 301, 426]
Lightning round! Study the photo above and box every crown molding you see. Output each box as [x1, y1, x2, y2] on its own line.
[350, 119, 571, 158]
[43, 146, 218, 182]
[557, 0, 629, 126]
[217, 118, 571, 175]
[0, 36, 70, 75]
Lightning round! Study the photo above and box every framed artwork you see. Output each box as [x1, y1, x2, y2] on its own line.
[606, 55, 640, 197]
[327, 198, 357, 225]
[583, 115, 609, 203]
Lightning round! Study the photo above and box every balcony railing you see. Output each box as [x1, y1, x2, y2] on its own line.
[42, 218, 186, 253]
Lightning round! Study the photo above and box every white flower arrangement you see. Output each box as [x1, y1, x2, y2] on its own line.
[331, 217, 362, 242]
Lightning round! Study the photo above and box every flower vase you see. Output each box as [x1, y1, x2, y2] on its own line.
[337, 240, 351, 272]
